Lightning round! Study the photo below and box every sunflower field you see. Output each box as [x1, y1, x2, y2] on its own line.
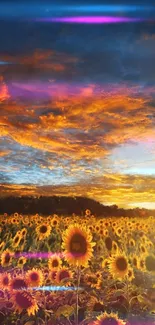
[0, 211, 155, 325]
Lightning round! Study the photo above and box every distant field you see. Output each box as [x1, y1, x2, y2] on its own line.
[0, 212, 155, 325]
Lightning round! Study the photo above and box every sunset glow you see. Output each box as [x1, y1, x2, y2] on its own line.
[0, 1, 155, 210]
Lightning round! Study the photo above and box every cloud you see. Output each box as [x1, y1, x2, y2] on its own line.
[0, 82, 154, 161]
[0, 45, 155, 208]
[0, 150, 11, 157]
[0, 173, 155, 208]
[0, 49, 79, 82]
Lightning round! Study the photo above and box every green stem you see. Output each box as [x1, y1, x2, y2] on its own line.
[76, 265, 81, 325]
[44, 291, 47, 325]
[126, 277, 130, 314]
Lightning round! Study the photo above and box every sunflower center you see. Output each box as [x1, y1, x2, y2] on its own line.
[15, 292, 33, 309]
[87, 276, 93, 282]
[145, 255, 155, 272]
[14, 236, 19, 244]
[31, 272, 39, 281]
[133, 258, 137, 267]
[40, 225, 48, 233]
[19, 238, 25, 246]
[116, 257, 128, 271]
[4, 253, 11, 264]
[69, 233, 87, 257]
[100, 317, 118, 325]
[93, 302, 104, 312]
[19, 259, 24, 264]
[59, 270, 70, 281]
[12, 278, 27, 290]
[52, 259, 59, 267]
[105, 237, 112, 250]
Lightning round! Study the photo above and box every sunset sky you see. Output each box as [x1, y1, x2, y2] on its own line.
[0, 0, 155, 208]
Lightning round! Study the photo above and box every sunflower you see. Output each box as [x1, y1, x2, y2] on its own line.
[11, 290, 38, 316]
[43, 267, 49, 280]
[102, 258, 109, 269]
[85, 209, 91, 216]
[129, 238, 136, 247]
[12, 233, 22, 248]
[93, 312, 126, 325]
[1, 248, 13, 267]
[17, 256, 27, 268]
[64, 217, 71, 225]
[131, 254, 139, 269]
[48, 253, 62, 270]
[96, 271, 102, 280]
[99, 229, 104, 236]
[26, 268, 44, 288]
[21, 228, 27, 237]
[56, 267, 73, 286]
[51, 215, 59, 228]
[88, 225, 94, 232]
[103, 229, 109, 236]
[146, 240, 154, 250]
[105, 236, 113, 251]
[48, 270, 57, 284]
[115, 227, 123, 237]
[87, 296, 105, 312]
[49, 270, 57, 283]
[138, 257, 145, 271]
[18, 237, 26, 250]
[96, 240, 104, 254]
[84, 272, 101, 289]
[36, 223, 51, 240]
[11, 217, 18, 225]
[108, 253, 128, 280]
[139, 244, 147, 254]
[112, 222, 117, 227]
[62, 224, 95, 267]
[127, 267, 135, 282]
[104, 221, 110, 228]
[1, 219, 6, 227]
[112, 241, 118, 253]
[0, 272, 11, 290]
[10, 276, 28, 291]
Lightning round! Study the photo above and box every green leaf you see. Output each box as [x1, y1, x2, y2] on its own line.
[55, 304, 75, 319]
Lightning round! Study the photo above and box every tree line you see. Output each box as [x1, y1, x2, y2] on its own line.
[0, 195, 154, 218]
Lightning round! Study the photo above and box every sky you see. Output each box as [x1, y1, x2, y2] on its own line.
[0, 1, 155, 208]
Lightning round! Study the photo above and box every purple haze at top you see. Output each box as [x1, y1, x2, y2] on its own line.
[34, 16, 146, 24]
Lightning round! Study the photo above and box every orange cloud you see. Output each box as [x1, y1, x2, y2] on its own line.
[0, 150, 11, 157]
[0, 83, 154, 160]
[0, 77, 10, 102]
